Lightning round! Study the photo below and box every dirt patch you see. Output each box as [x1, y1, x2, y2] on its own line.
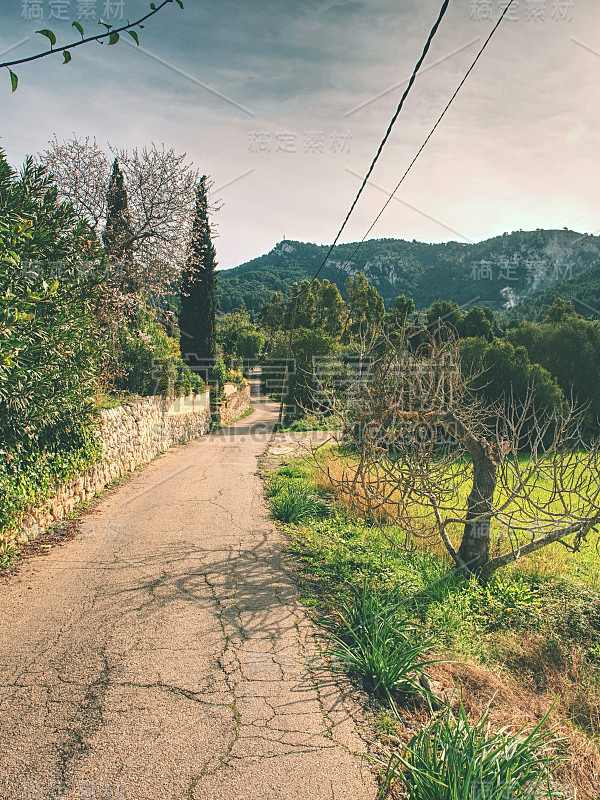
[0, 466, 143, 584]
[0, 518, 83, 584]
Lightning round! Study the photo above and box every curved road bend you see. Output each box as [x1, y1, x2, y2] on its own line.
[0, 385, 375, 800]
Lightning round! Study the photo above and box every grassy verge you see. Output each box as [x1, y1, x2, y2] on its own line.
[265, 454, 600, 799]
[275, 412, 342, 433]
[212, 405, 255, 430]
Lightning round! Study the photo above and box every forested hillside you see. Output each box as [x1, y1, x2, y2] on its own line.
[216, 229, 600, 315]
[509, 259, 600, 322]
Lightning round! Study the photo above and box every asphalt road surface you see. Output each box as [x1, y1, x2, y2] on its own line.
[0, 389, 375, 800]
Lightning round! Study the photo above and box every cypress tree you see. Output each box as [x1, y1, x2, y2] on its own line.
[179, 176, 217, 374]
[103, 158, 134, 263]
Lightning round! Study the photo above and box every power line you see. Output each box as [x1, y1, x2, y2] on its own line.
[313, 0, 517, 344]
[276, 0, 452, 423]
[296, 0, 451, 301]
[276, 1, 517, 423]
[336, 0, 518, 287]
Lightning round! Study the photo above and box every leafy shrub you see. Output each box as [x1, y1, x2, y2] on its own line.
[0, 151, 107, 536]
[321, 581, 438, 706]
[211, 357, 228, 390]
[227, 367, 248, 389]
[116, 304, 206, 399]
[379, 702, 562, 800]
[0, 151, 106, 453]
[279, 412, 342, 432]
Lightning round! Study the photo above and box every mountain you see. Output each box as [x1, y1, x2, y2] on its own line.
[510, 260, 600, 322]
[215, 230, 600, 316]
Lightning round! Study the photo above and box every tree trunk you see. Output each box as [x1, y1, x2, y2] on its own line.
[458, 440, 499, 573]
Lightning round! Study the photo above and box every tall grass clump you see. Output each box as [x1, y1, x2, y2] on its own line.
[321, 581, 439, 707]
[270, 481, 330, 523]
[378, 702, 563, 800]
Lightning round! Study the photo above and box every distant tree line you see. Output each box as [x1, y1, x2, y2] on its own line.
[216, 276, 600, 431]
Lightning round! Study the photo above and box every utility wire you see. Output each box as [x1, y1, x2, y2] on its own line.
[276, 0, 452, 423]
[336, 0, 517, 298]
[278, 0, 517, 425]
[296, 0, 451, 301]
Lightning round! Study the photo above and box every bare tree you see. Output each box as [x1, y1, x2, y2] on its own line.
[311, 327, 600, 581]
[39, 135, 216, 305]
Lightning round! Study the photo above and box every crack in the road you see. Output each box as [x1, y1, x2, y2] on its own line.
[54, 649, 111, 786]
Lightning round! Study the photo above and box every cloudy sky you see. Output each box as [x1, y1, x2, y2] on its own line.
[1, 0, 599, 269]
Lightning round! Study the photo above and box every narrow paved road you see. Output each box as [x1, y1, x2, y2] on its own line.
[0, 388, 375, 800]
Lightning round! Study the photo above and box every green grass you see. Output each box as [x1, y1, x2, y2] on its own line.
[266, 454, 600, 795]
[270, 456, 600, 728]
[321, 446, 600, 584]
[0, 541, 20, 570]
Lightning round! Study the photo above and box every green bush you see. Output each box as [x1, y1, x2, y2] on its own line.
[0, 150, 107, 536]
[115, 304, 205, 398]
[0, 151, 106, 453]
[211, 357, 228, 390]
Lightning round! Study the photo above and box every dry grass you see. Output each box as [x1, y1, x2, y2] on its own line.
[423, 656, 600, 799]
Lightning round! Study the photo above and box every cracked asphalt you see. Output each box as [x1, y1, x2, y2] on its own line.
[0, 387, 376, 800]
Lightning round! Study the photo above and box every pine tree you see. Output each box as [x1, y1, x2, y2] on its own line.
[179, 176, 217, 374]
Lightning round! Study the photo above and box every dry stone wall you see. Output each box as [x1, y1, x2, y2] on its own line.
[212, 384, 252, 425]
[15, 393, 211, 544]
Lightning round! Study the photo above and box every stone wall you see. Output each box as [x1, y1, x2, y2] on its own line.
[14, 392, 211, 544]
[212, 384, 252, 425]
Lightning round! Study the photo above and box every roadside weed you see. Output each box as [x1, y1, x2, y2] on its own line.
[270, 481, 330, 523]
[0, 541, 20, 569]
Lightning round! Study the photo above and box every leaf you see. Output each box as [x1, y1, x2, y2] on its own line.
[175, 0, 184, 7]
[150, 3, 157, 9]
[99, 18, 112, 29]
[72, 20, 84, 38]
[35, 29, 57, 48]
[108, 32, 120, 45]
[62, 50, 72, 64]
[127, 30, 140, 46]
[9, 70, 18, 93]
